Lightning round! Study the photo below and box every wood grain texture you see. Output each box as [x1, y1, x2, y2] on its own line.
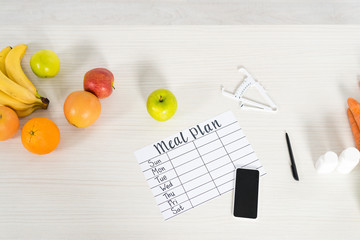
[1, 0, 360, 24]
[0, 26, 360, 239]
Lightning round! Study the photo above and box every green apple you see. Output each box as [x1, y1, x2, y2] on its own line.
[147, 89, 177, 121]
[30, 50, 60, 78]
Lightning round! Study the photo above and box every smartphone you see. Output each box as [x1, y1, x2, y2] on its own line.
[233, 168, 259, 219]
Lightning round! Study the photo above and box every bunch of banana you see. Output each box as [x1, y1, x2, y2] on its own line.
[0, 44, 49, 117]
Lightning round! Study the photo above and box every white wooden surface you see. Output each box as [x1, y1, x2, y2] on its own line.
[2, 0, 360, 24]
[1, 26, 360, 239]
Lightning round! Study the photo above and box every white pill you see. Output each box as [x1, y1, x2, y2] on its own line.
[337, 147, 360, 174]
[315, 151, 339, 174]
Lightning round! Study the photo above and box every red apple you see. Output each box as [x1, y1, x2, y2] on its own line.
[83, 68, 114, 99]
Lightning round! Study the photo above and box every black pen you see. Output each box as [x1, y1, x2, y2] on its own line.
[285, 132, 299, 181]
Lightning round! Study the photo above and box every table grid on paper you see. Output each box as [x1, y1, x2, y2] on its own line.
[136, 112, 266, 220]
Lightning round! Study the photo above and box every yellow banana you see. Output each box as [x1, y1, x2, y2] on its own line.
[0, 90, 47, 111]
[0, 46, 12, 76]
[0, 44, 49, 118]
[14, 104, 44, 118]
[5, 44, 40, 98]
[0, 69, 48, 105]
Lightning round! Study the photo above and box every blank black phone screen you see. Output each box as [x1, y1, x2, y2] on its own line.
[233, 168, 259, 219]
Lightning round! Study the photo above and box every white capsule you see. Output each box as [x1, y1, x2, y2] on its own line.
[315, 151, 338, 174]
[336, 147, 360, 174]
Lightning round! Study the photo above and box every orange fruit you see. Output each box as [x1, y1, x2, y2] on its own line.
[63, 90, 101, 128]
[0, 106, 19, 141]
[21, 117, 60, 155]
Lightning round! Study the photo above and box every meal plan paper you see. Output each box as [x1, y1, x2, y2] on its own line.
[134, 111, 266, 220]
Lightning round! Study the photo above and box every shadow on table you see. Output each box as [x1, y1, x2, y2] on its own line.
[136, 61, 168, 102]
[353, 168, 360, 211]
[53, 41, 107, 102]
[305, 113, 345, 166]
[338, 77, 360, 103]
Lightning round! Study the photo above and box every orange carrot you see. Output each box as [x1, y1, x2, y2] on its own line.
[347, 108, 360, 150]
[347, 98, 360, 149]
[348, 98, 360, 116]
[347, 98, 360, 125]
